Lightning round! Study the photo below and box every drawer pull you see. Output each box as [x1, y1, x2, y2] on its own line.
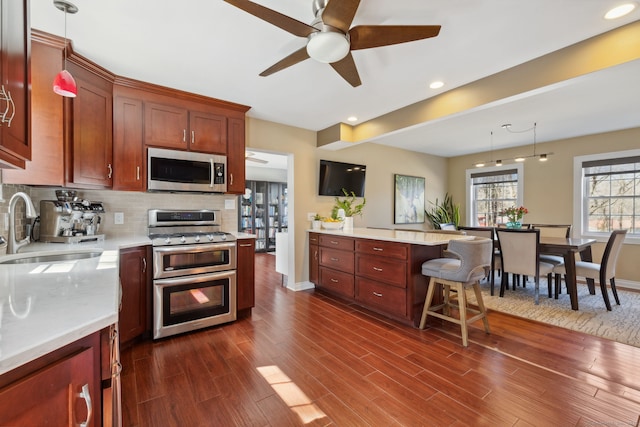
[331, 279, 339, 283]
[330, 257, 339, 262]
[330, 240, 339, 245]
[373, 267, 383, 272]
[373, 247, 383, 251]
[373, 292, 383, 297]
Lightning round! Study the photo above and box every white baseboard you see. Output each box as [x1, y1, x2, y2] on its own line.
[289, 281, 315, 292]
[617, 279, 640, 291]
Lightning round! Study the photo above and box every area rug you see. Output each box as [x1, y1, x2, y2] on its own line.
[467, 281, 640, 347]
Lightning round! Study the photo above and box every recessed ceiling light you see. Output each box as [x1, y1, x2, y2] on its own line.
[429, 81, 444, 89]
[605, 3, 636, 19]
[347, 116, 358, 122]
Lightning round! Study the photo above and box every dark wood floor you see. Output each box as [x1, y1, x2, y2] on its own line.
[121, 253, 640, 426]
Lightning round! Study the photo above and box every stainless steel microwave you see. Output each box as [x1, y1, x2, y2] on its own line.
[147, 147, 227, 193]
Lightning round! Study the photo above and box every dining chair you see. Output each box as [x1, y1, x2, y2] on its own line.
[531, 224, 572, 297]
[457, 226, 497, 295]
[552, 230, 627, 311]
[496, 228, 555, 304]
[419, 237, 493, 347]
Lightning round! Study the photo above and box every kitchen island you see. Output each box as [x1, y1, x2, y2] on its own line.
[308, 228, 471, 326]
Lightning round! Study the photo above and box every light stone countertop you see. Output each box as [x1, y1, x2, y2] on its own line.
[0, 235, 150, 375]
[308, 227, 472, 245]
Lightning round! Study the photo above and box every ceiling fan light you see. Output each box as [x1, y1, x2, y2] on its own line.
[307, 32, 350, 63]
[53, 69, 77, 97]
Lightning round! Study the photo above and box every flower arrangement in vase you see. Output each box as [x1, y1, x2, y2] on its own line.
[501, 206, 528, 228]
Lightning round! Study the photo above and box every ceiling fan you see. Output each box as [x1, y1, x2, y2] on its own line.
[245, 151, 269, 164]
[223, 0, 441, 87]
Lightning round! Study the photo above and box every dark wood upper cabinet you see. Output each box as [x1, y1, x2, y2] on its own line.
[65, 59, 114, 189]
[113, 91, 144, 191]
[227, 117, 246, 194]
[144, 101, 228, 154]
[0, 0, 30, 168]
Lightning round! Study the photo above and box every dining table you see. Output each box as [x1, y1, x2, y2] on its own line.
[538, 236, 597, 310]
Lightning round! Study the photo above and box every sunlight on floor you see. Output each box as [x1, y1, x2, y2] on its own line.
[257, 365, 328, 424]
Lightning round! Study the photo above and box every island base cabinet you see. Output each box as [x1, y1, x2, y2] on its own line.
[0, 333, 102, 426]
[355, 277, 407, 318]
[310, 232, 445, 326]
[319, 266, 354, 298]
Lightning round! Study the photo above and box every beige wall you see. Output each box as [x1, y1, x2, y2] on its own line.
[246, 117, 448, 284]
[447, 127, 640, 283]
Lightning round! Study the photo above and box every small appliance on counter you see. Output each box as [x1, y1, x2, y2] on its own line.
[39, 198, 106, 243]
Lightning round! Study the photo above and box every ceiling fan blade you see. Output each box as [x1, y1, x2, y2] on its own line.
[321, 0, 361, 33]
[330, 53, 362, 87]
[223, 0, 317, 37]
[259, 46, 310, 77]
[349, 25, 441, 50]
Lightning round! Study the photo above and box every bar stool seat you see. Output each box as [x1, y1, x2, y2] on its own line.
[419, 237, 493, 346]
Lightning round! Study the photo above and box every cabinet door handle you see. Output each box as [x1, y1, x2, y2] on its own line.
[230, 173, 234, 186]
[107, 163, 113, 179]
[75, 383, 93, 427]
[373, 267, 383, 272]
[373, 247, 383, 251]
[183, 129, 186, 142]
[373, 292, 383, 297]
[142, 257, 147, 273]
[330, 257, 339, 262]
[191, 130, 195, 144]
[314, 250, 318, 260]
[239, 243, 252, 247]
[331, 279, 339, 283]
[330, 240, 339, 245]
[0, 85, 15, 126]
[136, 166, 140, 181]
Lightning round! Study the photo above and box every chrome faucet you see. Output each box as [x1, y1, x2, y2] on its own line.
[8, 192, 37, 254]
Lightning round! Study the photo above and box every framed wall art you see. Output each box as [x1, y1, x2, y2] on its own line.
[394, 174, 425, 224]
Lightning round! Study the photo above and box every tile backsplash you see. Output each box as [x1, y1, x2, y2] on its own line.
[0, 184, 239, 241]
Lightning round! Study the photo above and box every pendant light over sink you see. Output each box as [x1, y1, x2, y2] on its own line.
[52, 0, 78, 97]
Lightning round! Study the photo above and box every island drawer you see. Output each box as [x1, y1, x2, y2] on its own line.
[319, 235, 355, 251]
[319, 247, 354, 274]
[356, 239, 408, 260]
[355, 277, 406, 318]
[319, 267, 354, 298]
[355, 254, 407, 288]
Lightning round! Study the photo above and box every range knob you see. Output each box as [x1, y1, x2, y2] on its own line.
[180, 236, 186, 243]
[194, 235, 201, 243]
[164, 237, 171, 245]
[207, 234, 214, 241]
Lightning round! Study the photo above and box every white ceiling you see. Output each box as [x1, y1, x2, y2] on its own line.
[31, 0, 640, 158]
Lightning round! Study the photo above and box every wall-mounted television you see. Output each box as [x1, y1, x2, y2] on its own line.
[318, 160, 366, 197]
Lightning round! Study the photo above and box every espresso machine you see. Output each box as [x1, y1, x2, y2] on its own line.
[39, 199, 106, 243]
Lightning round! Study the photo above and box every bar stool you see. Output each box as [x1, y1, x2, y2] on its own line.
[419, 237, 493, 346]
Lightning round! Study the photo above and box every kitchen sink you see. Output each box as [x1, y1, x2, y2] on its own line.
[0, 250, 103, 265]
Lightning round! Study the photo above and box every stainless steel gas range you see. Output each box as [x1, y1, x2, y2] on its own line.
[148, 209, 237, 339]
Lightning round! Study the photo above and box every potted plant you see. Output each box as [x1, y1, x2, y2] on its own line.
[425, 193, 460, 229]
[312, 213, 323, 230]
[332, 188, 366, 231]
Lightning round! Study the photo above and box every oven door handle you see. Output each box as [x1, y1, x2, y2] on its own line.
[154, 269, 236, 286]
[153, 241, 236, 255]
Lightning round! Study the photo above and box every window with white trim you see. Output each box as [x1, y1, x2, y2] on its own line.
[466, 164, 524, 227]
[578, 153, 639, 237]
